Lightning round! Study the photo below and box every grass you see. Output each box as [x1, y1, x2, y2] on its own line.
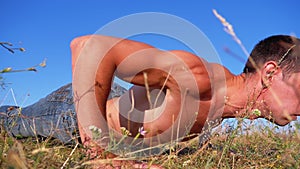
[1, 9, 299, 169]
[0, 119, 299, 169]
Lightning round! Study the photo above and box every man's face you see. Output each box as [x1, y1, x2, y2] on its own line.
[264, 72, 300, 126]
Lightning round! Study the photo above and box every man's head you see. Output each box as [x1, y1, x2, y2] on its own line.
[243, 35, 300, 77]
[244, 35, 300, 126]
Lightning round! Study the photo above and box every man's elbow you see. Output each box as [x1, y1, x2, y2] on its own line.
[70, 35, 92, 51]
[70, 35, 92, 71]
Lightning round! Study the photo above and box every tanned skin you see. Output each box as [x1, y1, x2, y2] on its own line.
[71, 35, 300, 168]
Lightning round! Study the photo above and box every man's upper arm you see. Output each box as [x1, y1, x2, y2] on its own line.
[71, 35, 210, 94]
[166, 50, 212, 95]
[115, 47, 211, 95]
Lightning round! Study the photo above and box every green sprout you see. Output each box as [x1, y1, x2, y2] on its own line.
[251, 109, 262, 117]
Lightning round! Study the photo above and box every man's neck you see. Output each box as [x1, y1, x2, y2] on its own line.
[222, 73, 260, 118]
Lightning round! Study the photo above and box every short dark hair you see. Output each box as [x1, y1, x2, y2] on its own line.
[243, 35, 300, 76]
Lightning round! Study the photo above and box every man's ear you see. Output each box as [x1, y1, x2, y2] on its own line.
[260, 61, 282, 88]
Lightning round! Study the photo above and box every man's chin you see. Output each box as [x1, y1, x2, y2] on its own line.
[273, 119, 292, 126]
[264, 117, 290, 126]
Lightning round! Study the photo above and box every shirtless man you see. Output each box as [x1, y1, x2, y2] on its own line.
[70, 34, 300, 168]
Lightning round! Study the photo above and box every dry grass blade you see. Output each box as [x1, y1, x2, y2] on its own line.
[61, 142, 79, 169]
[213, 9, 259, 73]
[143, 72, 153, 109]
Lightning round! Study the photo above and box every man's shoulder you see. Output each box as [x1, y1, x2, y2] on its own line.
[210, 63, 235, 78]
[167, 50, 209, 67]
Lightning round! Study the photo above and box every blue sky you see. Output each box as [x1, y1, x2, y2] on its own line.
[0, 0, 299, 108]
